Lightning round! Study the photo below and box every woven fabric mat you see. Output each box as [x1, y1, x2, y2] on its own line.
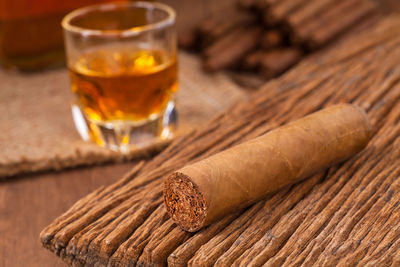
[0, 52, 244, 178]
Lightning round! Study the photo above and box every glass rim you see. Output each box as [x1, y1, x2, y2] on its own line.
[62, 1, 176, 37]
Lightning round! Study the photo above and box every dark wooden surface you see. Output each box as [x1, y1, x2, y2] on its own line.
[0, 163, 135, 267]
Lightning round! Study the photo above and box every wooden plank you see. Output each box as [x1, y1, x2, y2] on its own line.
[41, 16, 400, 266]
[0, 162, 134, 267]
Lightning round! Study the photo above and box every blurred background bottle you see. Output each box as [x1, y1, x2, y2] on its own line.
[0, 0, 128, 71]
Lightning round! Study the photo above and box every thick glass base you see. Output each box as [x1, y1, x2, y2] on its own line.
[71, 100, 177, 153]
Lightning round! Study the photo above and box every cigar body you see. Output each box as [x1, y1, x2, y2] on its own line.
[164, 104, 372, 232]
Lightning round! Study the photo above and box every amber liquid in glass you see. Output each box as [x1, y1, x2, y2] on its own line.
[69, 49, 178, 124]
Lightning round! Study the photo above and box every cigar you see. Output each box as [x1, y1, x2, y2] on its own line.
[164, 104, 372, 232]
[260, 29, 284, 49]
[243, 50, 265, 70]
[264, 0, 309, 25]
[259, 48, 302, 78]
[203, 27, 262, 72]
[202, 26, 247, 58]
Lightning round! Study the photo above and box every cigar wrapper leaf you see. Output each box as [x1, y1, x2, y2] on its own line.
[164, 104, 372, 232]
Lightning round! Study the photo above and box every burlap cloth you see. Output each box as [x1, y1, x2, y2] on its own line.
[0, 52, 244, 178]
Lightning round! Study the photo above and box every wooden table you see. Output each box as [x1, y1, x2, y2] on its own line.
[0, 163, 136, 266]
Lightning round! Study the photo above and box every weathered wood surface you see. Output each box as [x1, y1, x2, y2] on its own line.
[41, 16, 400, 266]
[0, 162, 135, 267]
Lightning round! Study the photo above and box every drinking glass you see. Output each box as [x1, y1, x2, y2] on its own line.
[62, 1, 177, 152]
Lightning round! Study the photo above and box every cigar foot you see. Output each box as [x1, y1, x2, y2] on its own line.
[164, 172, 206, 232]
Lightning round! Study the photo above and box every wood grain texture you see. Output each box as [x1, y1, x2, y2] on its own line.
[0, 163, 134, 267]
[41, 16, 400, 266]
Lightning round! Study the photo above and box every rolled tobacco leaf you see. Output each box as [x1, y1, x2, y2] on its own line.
[164, 104, 372, 232]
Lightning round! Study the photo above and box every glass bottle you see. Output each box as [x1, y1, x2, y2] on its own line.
[0, 0, 125, 70]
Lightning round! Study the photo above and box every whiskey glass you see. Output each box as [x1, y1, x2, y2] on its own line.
[62, 1, 177, 152]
